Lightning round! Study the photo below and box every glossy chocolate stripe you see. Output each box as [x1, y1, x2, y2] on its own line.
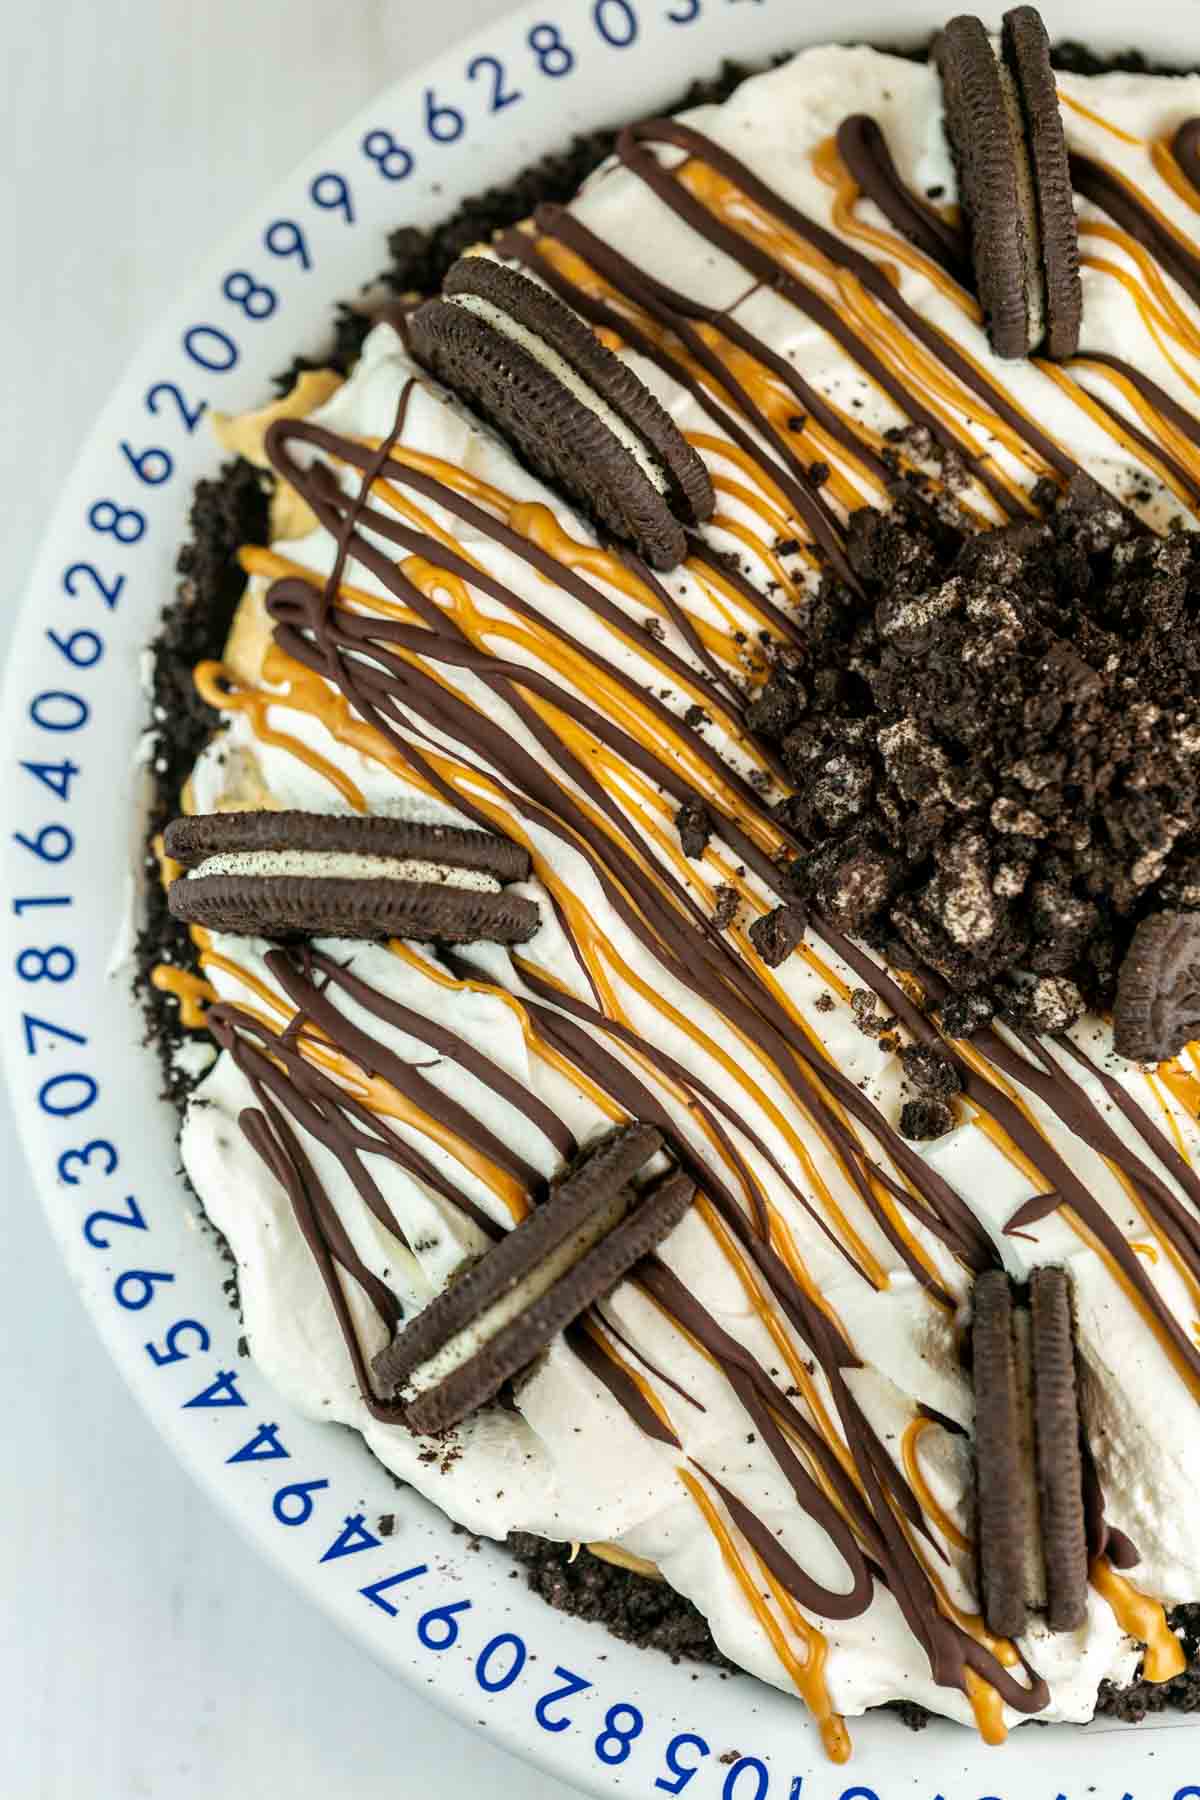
[565, 1319, 682, 1446]
[1173, 118, 1200, 202]
[835, 114, 972, 281]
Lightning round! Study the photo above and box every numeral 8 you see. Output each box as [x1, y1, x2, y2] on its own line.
[16, 945, 76, 983]
[529, 22, 575, 76]
[88, 499, 145, 543]
[363, 129, 415, 181]
[222, 270, 277, 319]
[595, 1703, 644, 1765]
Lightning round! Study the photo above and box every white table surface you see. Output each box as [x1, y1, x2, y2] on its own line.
[1, 4, 579, 1794]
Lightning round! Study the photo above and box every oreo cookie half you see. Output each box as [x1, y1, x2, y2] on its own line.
[936, 7, 1081, 360]
[373, 1122, 696, 1434]
[408, 255, 714, 570]
[1114, 911, 1200, 1062]
[165, 810, 540, 945]
[972, 1270, 1030, 1639]
[1030, 1267, 1088, 1631]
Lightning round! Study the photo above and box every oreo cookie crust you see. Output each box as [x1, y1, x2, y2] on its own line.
[165, 810, 539, 945]
[374, 1123, 695, 1434]
[408, 256, 714, 569]
[936, 8, 1081, 360]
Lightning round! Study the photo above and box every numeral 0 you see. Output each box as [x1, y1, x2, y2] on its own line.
[594, 0, 638, 45]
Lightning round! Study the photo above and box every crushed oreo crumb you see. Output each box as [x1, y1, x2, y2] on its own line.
[899, 1042, 961, 1098]
[900, 1098, 956, 1140]
[713, 886, 740, 931]
[676, 799, 713, 859]
[748, 902, 808, 967]
[756, 478, 1200, 1022]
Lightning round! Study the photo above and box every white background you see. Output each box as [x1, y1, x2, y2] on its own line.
[1, 3, 576, 1794]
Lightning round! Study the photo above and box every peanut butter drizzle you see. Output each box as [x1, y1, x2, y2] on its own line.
[963, 1667, 1009, 1746]
[900, 1416, 972, 1554]
[1131, 1240, 1160, 1264]
[1089, 1557, 1186, 1681]
[1155, 1057, 1200, 1121]
[1059, 92, 1144, 148]
[150, 964, 214, 1028]
[677, 1466, 849, 1763]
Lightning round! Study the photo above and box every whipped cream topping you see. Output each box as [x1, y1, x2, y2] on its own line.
[175, 46, 1200, 1749]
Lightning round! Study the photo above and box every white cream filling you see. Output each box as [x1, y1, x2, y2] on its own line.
[448, 291, 670, 494]
[408, 1187, 630, 1393]
[190, 848, 502, 893]
[997, 56, 1048, 352]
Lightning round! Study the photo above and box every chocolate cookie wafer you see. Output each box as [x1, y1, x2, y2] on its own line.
[407, 255, 714, 569]
[1114, 911, 1200, 1062]
[972, 1270, 1030, 1639]
[936, 7, 1081, 359]
[1030, 1267, 1088, 1631]
[373, 1123, 695, 1434]
[165, 810, 539, 945]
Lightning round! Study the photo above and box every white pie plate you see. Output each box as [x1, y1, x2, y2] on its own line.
[4, 1, 1200, 1793]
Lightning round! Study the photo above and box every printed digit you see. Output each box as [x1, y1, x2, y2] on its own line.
[264, 219, 312, 270]
[20, 759, 79, 802]
[424, 86, 466, 143]
[417, 1599, 472, 1649]
[183, 324, 239, 372]
[13, 823, 74, 862]
[21, 1013, 87, 1054]
[38, 1071, 96, 1117]
[475, 1632, 527, 1693]
[114, 1268, 175, 1310]
[83, 1193, 146, 1248]
[119, 441, 174, 485]
[310, 171, 355, 223]
[359, 1565, 427, 1614]
[28, 692, 88, 733]
[222, 271, 277, 319]
[656, 1733, 711, 1793]
[533, 1666, 591, 1732]
[16, 945, 76, 983]
[594, 0, 639, 46]
[63, 562, 125, 609]
[723, 1758, 769, 1800]
[466, 54, 523, 113]
[273, 1478, 329, 1525]
[146, 1319, 212, 1366]
[666, 0, 700, 17]
[145, 381, 207, 433]
[47, 627, 103, 668]
[88, 499, 145, 544]
[528, 22, 575, 75]
[362, 129, 415, 181]
[59, 1138, 118, 1185]
[12, 897, 73, 915]
[594, 1703, 644, 1765]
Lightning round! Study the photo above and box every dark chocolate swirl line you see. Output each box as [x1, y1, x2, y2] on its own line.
[835, 114, 973, 283]
[1173, 118, 1200, 204]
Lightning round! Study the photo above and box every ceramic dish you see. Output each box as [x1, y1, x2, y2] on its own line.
[5, 2, 1200, 1793]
